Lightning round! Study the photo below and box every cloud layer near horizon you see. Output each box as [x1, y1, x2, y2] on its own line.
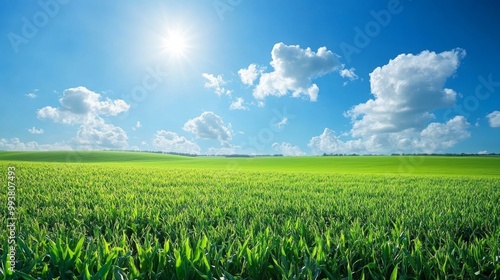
[37, 86, 130, 149]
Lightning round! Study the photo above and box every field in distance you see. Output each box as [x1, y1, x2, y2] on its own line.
[1, 150, 499, 177]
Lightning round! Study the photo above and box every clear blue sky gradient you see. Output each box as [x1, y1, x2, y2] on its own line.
[1, 0, 499, 155]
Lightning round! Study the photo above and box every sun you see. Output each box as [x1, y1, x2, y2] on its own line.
[163, 28, 189, 58]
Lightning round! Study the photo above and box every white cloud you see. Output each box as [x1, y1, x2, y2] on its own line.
[308, 116, 470, 155]
[28, 127, 44, 134]
[202, 73, 231, 96]
[347, 49, 465, 137]
[253, 43, 342, 102]
[486, 111, 500, 127]
[340, 67, 359, 81]
[132, 121, 142, 131]
[207, 145, 239, 155]
[37, 86, 130, 149]
[59, 86, 128, 116]
[309, 49, 470, 155]
[272, 142, 306, 156]
[238, 64, 263, 86]
[183, 111, 233, 144]
[417, 116, 470, 153]
[308, 129, 366, 154]
[37, 106, 68, 123]
[152, 130, 201, 154]
[74, 118, 128, 149]
[25, 89, 38, 99]
[37, 86, 130, 125]
[274, 117, 288, 129]
[0, 138, 72, 151]
[478, 150, 488, 155]
[229, 97, 247, 110]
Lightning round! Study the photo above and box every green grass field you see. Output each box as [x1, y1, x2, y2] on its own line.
[1, 150, 499, 176]
[1, 151, 499, 279]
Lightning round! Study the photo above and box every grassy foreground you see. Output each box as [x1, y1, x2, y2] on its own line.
[0, 152, 499, 279]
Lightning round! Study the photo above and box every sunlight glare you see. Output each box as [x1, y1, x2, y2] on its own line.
[163, 29, 189, 58]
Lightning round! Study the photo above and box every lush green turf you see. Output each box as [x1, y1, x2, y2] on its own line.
[1, 150, 499, 177]
[1, 161, 499, 279]
[0, 151, 191, 163]
[1, 151, 499, 278]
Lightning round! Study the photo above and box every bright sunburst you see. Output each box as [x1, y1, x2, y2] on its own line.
[163, 28, 189, 58]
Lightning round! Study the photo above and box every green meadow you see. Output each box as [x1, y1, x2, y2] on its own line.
[1, 151, 499, 279]
[1, 150, 499, 176]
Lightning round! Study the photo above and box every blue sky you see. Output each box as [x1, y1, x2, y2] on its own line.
[1, 0, 500, 155]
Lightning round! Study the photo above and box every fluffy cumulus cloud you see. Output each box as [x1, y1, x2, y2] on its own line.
[418, 116, 470, 152]
[309, 49, 471, 154]
[252, 42, 344, 102]
[0, 138, 72, 151]
[272, 142, 306, 156]
[152, 130, 201, 154]
[38, 86, 129, 124]
[309, 129, 363, 154]
[202, 73, 231, 96]
[309, 116, 470, 154]
[486, 111, 500, 127]
[348, 49, 465, 137]
[74, 118, 128, 149]
[37, 86, 130, 149]
[238, 64, 263, 86]
[183, 111, 232, 144]
[207, 145, 239, 156]
[229, 97, 247, 110]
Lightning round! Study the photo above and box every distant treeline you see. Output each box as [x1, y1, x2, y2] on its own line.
[117, 150, 199, 157]
[224, 154, 283, 158]
[323, 153, 500, 156]
[106, 149, 499, 157]
[116, 150, 284, 158]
